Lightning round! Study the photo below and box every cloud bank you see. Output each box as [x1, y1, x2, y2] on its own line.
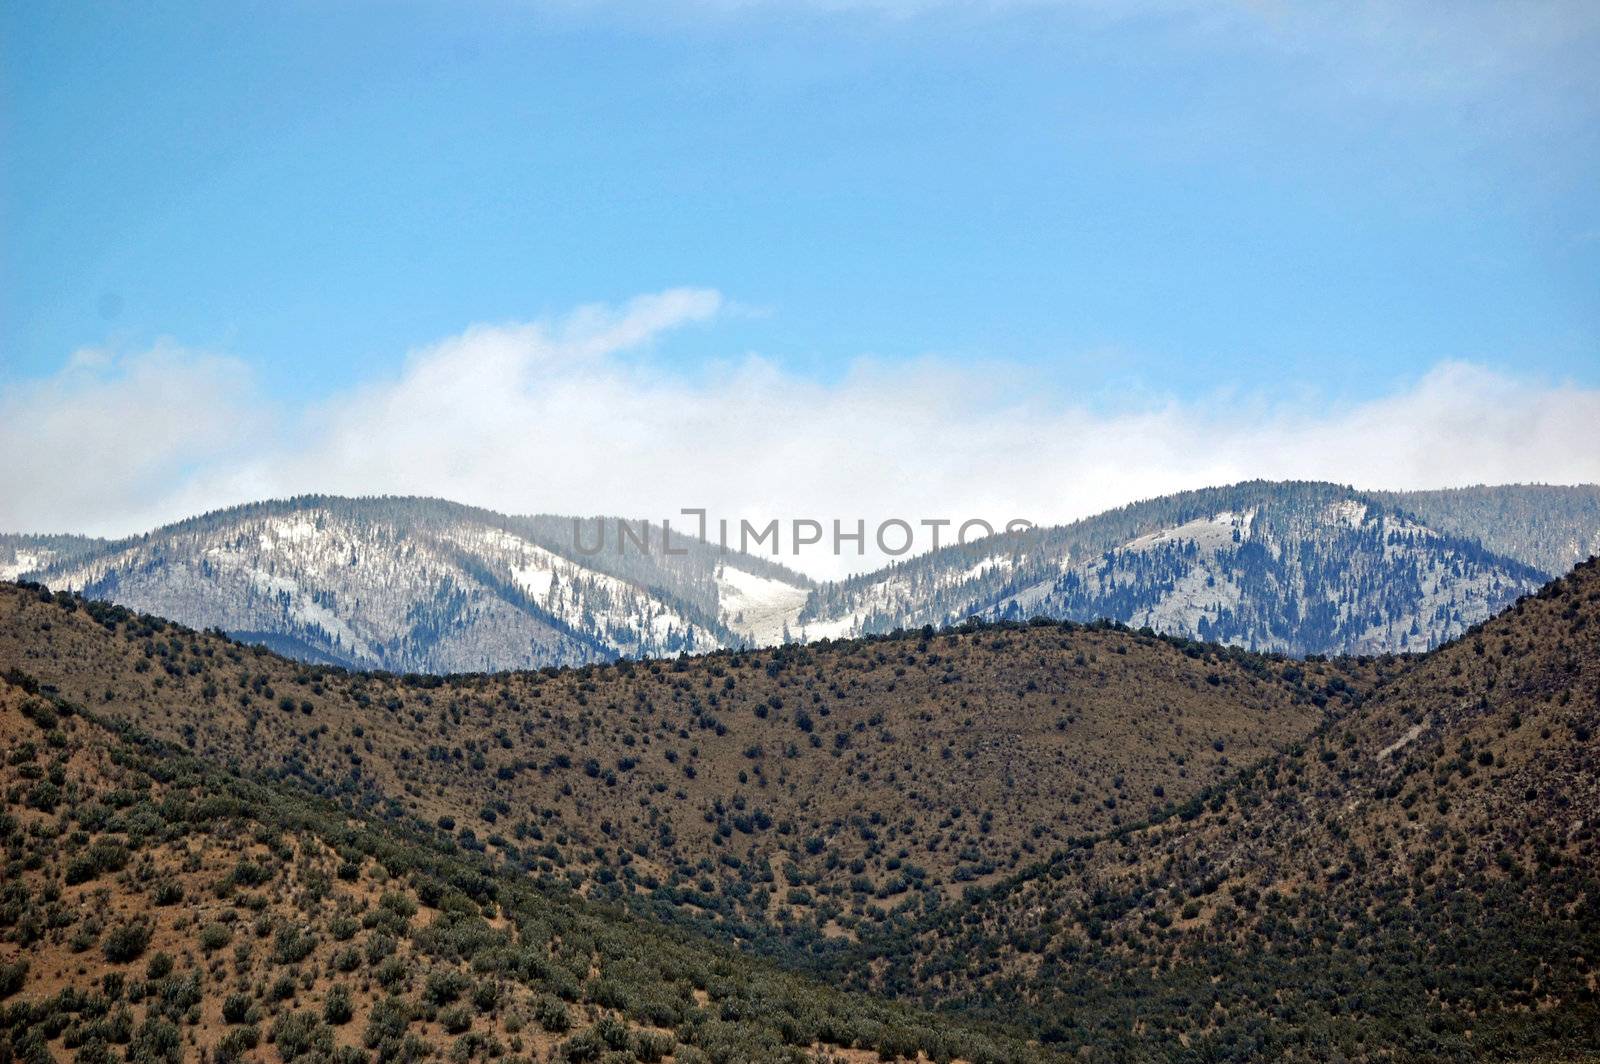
[4, 287, 1598, 577]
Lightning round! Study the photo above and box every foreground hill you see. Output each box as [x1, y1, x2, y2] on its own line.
[3, 563, 1594, 1061]
[4, 498, 813, 672]
[800, 481, 1564, 656]
[0, 671, 1045, 1064]
[0, 580, 1381, 954]
[838, 558, 1600, 1061]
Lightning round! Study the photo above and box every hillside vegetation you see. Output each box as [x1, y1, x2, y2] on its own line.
[4, 558, 1597, 1062]
[1372, 483, 1600, 578]
[0, 582, 1381, 956]
[837, 559, 1600, 1061]
[0, 672, 1046, 1064]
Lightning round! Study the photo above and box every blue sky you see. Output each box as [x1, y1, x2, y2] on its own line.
[2, 2, 1599, 558]
[6, 1, 1597, 398]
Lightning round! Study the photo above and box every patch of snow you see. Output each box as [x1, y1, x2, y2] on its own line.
[717, 566, 810, 646]
[0, 550, 49, 581]
[958, 554, 1013, 584]
[1329, 499, 1369, 528]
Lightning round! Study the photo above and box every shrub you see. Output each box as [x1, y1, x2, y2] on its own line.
[75, 1039, 117, 1064]
[103, 921, 152, 963]
[533, 997, 571, 1034]
[216, 1027, 260, 1064]
[222, 992, 256, 1024]
[66, 841, 130, 885]
[232, 858, 272, 887]
[271, 1010, 333, 1062]
[374, 957, 409, 990]
[199, 923, 233, 952]
[324, 984, 354, 1026]
[127, 1017, 182, 1064]
[633, 1031, 675, 1063]
[272, 925, 316, 965]
[472, 980, 500, 1012]
[0, 959, 27, 999]
[439, 1005, 472, 1034]
[425, 969, 468, 1005]
[555, 1028, 604, 1063]
[363, 996, 411, 1049]
[594, 1016, 629, 1051]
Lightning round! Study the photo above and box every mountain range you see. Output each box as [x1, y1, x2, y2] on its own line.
[0, 498, 813, 673]
[4, 481, 1596, 671]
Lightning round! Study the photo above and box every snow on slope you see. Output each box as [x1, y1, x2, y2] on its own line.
[715, 565, 811, 646]
[7, 484, 1571, 664]
[795, 486, 1551, 656]
[0, 551, 51, 582]
[30, 503, 745, 671]
[984, 501, 1538, 654]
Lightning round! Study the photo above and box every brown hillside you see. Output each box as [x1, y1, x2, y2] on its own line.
[0, 674, 1052, 1064]
[0, 583, 1384, 948]
[852, 560, 1600, 1061]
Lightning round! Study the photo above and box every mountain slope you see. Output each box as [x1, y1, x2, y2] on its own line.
[0, 676, 1047, 1064]
[799, 481, 1562, 656]
[0, 532, 106, 581]
[0, 579, 1383, 955]
[8, 482, 1593, 670]
[2, 564, 1593, 1061]
[1374, 482, 1600, 579]
[14, 497, 813, 673]
[841, 558, 1600, 1061]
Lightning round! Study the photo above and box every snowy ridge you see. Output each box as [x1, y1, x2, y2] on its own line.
[4, 482, 1588, 666]
[14, 498, 813, 672]
[796, 482, 1562, 657]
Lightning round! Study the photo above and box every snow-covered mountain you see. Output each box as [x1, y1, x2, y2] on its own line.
[795, 482, 1587, 656]
[5, 482, 1594, 668]
[5, 497, 813, 672]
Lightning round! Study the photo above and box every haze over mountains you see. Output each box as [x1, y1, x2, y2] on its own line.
[3, 481, 1596, 671]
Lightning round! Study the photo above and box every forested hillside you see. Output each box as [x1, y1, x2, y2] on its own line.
[0, 675, 1043, 1064]
[0, 580, 1380, 956]
[1376, 483, 1600, 578]
[3, 562, 1596, 1061]
[799, 481, 1561, 656]
[8, 498, 813, 673]
[837, 559, 1600, 1061]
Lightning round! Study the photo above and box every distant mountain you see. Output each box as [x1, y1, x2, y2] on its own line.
[0, 532, 106, 581]
[1372, 482, 1600, 578]
[6, 497, 812, 673]
[797, 481, 1582, 656]
[6, 482, 1595, 668]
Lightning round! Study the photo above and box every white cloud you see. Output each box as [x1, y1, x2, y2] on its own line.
[0, 343, 268, 535]
[3, 288, 1597, 577]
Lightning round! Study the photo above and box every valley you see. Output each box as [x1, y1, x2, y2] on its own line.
[2, 554, 1596, 1061]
